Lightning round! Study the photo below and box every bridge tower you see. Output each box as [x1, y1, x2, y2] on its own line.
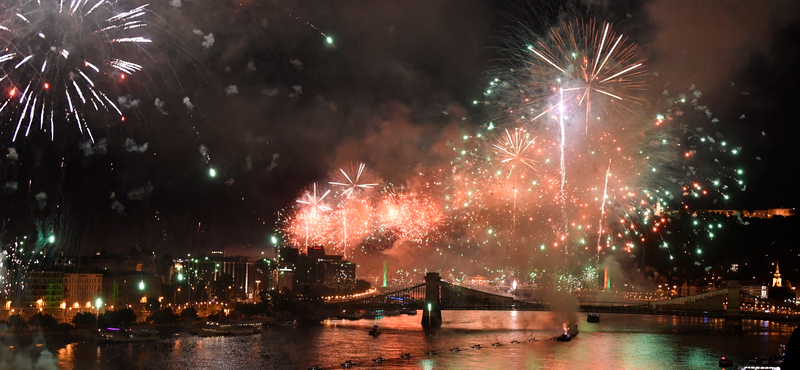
[422, 272, 442, 328]
[724, 280, 743, 333]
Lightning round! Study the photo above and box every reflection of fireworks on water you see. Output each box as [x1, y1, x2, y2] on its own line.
[0, 1, 150, 142]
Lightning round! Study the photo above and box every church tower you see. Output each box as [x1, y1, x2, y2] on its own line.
[773, 261, 782, 288]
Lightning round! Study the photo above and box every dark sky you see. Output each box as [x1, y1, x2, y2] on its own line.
[1, 0, 800, 259]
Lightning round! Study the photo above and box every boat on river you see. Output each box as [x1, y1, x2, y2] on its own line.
[401, 307, 418, 315]
[199, 320, 262, 337]
[275, 319, 298, 327]
[555, 324, 579, 342]
[368, 324, 381, 337]
[97, 326, 159, 343]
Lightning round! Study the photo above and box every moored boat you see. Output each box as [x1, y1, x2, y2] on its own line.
[275, 319, 298, 327]
[97, 326, 159, 343]
[199, 320, 262, 337]
[401, 307, 418, 315]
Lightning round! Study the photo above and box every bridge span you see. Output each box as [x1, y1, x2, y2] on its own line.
[328, 273, 800, 331]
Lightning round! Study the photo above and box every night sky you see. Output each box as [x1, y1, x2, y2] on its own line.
[1, 0, 799, 270]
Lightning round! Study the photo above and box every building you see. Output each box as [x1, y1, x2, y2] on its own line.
[307, 246, 357, 289]
[22, 272, 64, 310]
[742, 284, 768, 299]
[773, 262, 782, 288]
[63, 273, 103, 314]
[178, 254, 255, 299]
[101, 271, 162, 311]
[83, 252, 155, 274]
[275, 246, 356, 292]
[744, 209, 796, 218]
[673, 208, 796, 218]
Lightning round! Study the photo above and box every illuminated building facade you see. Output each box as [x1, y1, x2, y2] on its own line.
[23, 271, 64, 310]
[178, 254, 255, 297]
[63, 273, 103, 312]
[773, 262, 782, 288]
[275, 246, 356, 292]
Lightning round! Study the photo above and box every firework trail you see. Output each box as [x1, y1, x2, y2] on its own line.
[329, 163, 379, 257]
[558, 88, 568, 243]
[491, 127, 538, 252]
[0, 1, 151, 142]
[296, 183, 331, 249]
[289, 13, 334, 45]
[596, 158, 611, 260]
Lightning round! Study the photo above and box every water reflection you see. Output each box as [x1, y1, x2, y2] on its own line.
[42, 312, 795, 370]
[56, 343, 73, 370]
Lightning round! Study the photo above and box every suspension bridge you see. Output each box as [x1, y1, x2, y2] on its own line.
[327, 273, 799, 331]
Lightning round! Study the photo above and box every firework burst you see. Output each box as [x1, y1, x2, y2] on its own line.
[293, 183, 332, 250]
[329, 162, 379, 198]
[523, 19, 647, 128]
[492, 127, 539, 177]
[329, 162, 379, 257]
[0, 1, 151, 142]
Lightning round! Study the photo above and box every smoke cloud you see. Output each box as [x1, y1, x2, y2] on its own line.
[224, 85, 239, 95]
[125, 138, 149, 154]
[202, 33, 215, 48]
[117, 95, 140, 109]
[645, 0, 800, 93]
[182, 97, 194, 110]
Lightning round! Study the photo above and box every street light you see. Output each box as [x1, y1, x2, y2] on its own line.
[139, 281, 145, 291]
[48, 235, 55, 244]
[95, 298, 103, 326]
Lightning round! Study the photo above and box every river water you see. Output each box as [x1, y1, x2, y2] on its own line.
[34, 311, 796, 369]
